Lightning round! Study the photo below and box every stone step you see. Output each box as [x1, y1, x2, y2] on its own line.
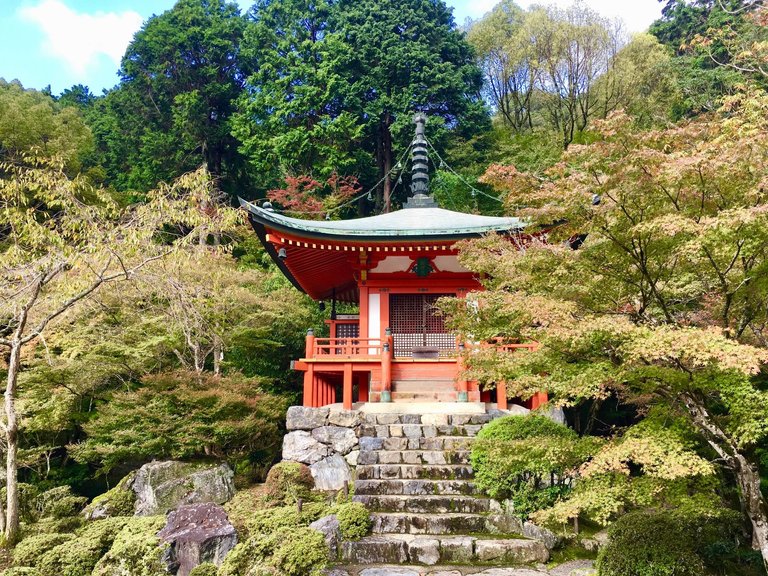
[340, 534, 549, 565]
[357, 450, 471, 466]
[363, 412, 494, 426]
[360, 436, 476, 451]
[356, 463, 474, 481]
[330, 566, 556, 576]
[371, 512, 492, 535]
[354, 494, 500, 514]
[359, 402, 486, 416]
[360, 424, 483, 440]
[355, 479, 477, 496]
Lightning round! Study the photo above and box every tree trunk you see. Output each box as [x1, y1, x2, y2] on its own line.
[378, 113, 393, 213]
[4, 340, 21, 543]
[213, 336, 223, 376]
[682, 393, 768, 570]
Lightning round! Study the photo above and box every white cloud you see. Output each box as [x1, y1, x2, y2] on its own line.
[19, 0, 143, 75]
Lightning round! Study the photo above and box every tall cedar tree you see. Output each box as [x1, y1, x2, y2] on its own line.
[237, 0, 488, 210]
[92, 0, 249, 195]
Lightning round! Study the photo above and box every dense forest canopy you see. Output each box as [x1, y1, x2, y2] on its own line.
[1, 0, 768, 574]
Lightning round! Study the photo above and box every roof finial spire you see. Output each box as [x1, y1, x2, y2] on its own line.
[405, 112, 437, 209]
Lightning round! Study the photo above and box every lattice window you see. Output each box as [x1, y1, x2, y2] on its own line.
[389, 294, 455, 357]
[336, 323, 359, 339]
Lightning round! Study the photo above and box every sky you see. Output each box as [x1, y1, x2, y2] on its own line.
[0, 0, 664, 96]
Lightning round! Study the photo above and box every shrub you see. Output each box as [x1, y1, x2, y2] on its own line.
[35, 486, 87, 519]
[1, 484, 40, 523]
[596, 509, 742, 576]
[188, 564, 218, 576]
[331, 502, 371, 540]
[36, 517, 128, 576]
[270, 527, 328, 576]
[91, 516, 167, 576]
[12, 533, 74, 567]
[470, 415, 596, 516]
[83, 472, 136, 519]
[1, 569, 41, 576]
[264, 462, 314, 505]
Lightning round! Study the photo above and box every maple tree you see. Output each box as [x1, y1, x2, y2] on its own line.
[447, 89, 768, 567]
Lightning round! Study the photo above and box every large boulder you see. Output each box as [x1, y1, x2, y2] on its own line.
[310, 454, 353, 491]
[282, 431, 331, 464]
[158, 503, 237, 576]
[133, 461, 235, 516]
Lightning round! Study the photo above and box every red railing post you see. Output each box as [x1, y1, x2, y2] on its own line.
[303, 329, 315, 407]
[497, 381, 508, 410]
[380, 328, 392, 402]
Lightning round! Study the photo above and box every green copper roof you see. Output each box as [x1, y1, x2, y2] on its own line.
[239, 198, 525, 241]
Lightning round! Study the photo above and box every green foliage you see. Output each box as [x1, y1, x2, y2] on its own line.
[470, 415, 596, 515]
[91, 0, 249, 195]
[264, 462, 315, 506]
[71, 371, 287, 475]
[12, 533, 74, 567]
[330, 502, 371, 540]
[1, 569, 41, 576]
[35, 486, 87, 519]
[0, 79, 93, 170]
[596, 509, 744, 576]
[91, 516, 167, 576]
[269, 527, 328, 576]
[36, 517, 128, 576]
[188, 564, 218, 576]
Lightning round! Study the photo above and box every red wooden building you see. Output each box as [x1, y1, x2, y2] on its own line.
[241, 115, 547, 411]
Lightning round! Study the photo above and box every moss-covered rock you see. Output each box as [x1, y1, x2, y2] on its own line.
[12, 533, 74, 567]
[270, 527, 328, 576]
[133, 461, 235, 516]
[36, 517, 129, 576]
[84, 472, 137, 520]
[91, 516, 167, 576]
[22, 516, 83, 538]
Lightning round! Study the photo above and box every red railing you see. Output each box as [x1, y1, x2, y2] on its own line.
[311, 337, 383, 358]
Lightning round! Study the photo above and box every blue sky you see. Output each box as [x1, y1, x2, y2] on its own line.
[0, 0, 663, 95]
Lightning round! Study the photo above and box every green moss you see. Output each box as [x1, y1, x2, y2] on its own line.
[270, 527, 327, 576]
[188, 564, 218, 576]
[263, 462, 314, 506]
[12, 534, 74, 567]
[36, 517, 129, 576]
[35, 486, 88, 520]
[1, 568, 41, 576]
[23, 516, 83, 537]
[330, 502, 371, 540]
[83, 472, 136, 519]
[91, 516, 167, 576]
[237, 503, 329, 541]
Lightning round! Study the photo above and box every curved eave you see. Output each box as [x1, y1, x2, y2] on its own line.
[239, 198, 526, 242]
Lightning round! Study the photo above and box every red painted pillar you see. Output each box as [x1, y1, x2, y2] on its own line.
[497, 381, 508, 410]
[358, 373, 369, 403]
[456, 341, 469, 402]
[531, 391, 548, 410]
[343, 363, 353, 410]
[304, 329, 316, 407]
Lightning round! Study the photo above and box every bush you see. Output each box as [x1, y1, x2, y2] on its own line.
[188, 564, 218, 576]
[596, 509, 742, 576]
[470, 415, 595, 516]
[264, 462, 314, 506]
[12, 533, 74, 567]
[331, 502, 371, 540]
[91, 516, 167, 576]
[36, 517, 128, 576]
[35, 486, 87, 519]
[1, 569, 41, 576]
[270, 527, 328, 576]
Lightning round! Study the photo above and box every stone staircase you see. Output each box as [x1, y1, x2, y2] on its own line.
[338, 410, 551, 574]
